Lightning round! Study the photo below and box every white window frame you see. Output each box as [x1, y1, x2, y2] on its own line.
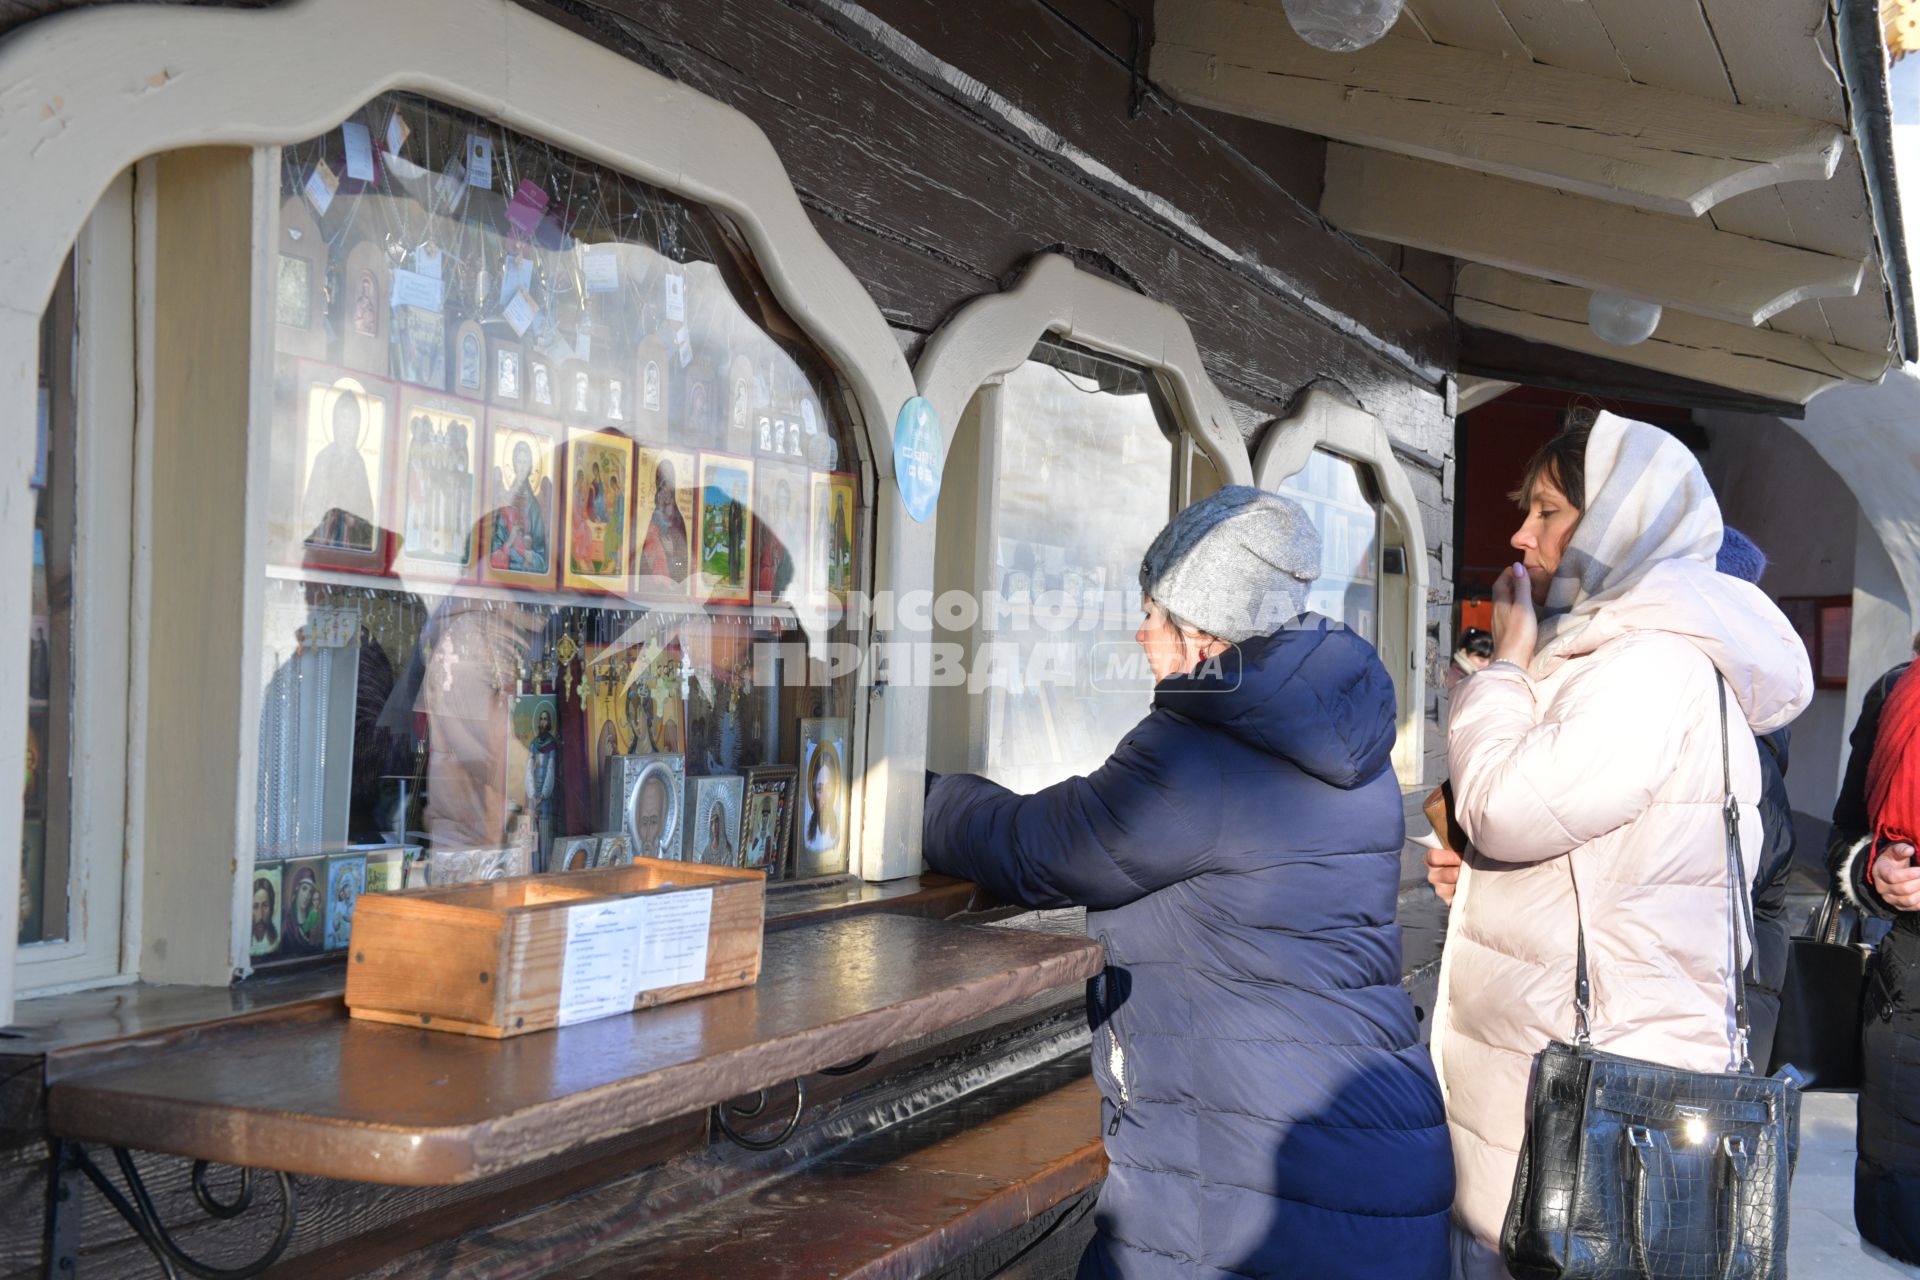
[0, 0, 927, 1011]
[16, 173, 139, 997]
[1253, 385, 1431, 786]
[914, 253, 1255, 782]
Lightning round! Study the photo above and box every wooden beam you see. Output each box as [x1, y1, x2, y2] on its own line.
[1151, 0, 1843, 217]
[1454, 265, 1891, 407]
[1456, 327, 1810, 421]
[1324, 146, 1865, 327]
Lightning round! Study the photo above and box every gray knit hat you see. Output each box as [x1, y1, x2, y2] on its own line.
[1139, 486, 1321, 642]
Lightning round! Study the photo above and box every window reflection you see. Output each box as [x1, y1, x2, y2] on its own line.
[982, 355, 1174, 794]
[1278, 449, 1381, 641]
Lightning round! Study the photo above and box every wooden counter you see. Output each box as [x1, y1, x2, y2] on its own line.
[44, 915, 1100, 1186]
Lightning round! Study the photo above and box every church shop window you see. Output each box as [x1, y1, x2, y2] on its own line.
[253, 93, 867, 964]
[977, 347, 1178, 795]
[1276, 448, 1382, 643]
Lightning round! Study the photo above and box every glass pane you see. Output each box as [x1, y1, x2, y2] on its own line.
[982, 357, 1173, 794]
[251, 93, 867, 962]
[1278, 449, 1380, 642]
[23, 258, 76, 946]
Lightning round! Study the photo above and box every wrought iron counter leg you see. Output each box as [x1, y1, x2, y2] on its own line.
[711, 1079, 807, 1152]
[44, 1142, 297, 1280]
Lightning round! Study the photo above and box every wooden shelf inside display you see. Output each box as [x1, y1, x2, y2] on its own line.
[345, 859, 765, 1039]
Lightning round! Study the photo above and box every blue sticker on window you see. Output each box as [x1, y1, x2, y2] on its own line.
[893, 396, 943, 523]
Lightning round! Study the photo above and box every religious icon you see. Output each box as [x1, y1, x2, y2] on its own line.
[753, 465, 803, 604]
[573, 371, 593, 416]
[810, 472, 856, 606]
[277, 256, 312, 329]
[353, 270, 379, 338]
[697, 455, 754, 604]
[688, 775, 744, 867]
[280, 855, 327, 957]
[392, 305, 447, 391]
[293, 365, 392, 573]
[459, 333, 482, 393]
[562, 428, 634, 591]
[634, 447, 696, 595]
[643, 360, 661, 411]
[741, 767, 796, 874]
[797, 718, 849, 874]
[607, 379, 625, 422]
[496, 349, 521, 402]
[531, 361, 553, 408]
[614, 754, 686, 860]
[391, 393, 481, 579]
[482, 415, 558, 590]
[324, 854, 366, 950]
[249, 863, 282, 959]
[363, 848, 406, 894]
[592, 832, 634, 869]
[553, 834, 598, 872]
[509, 695, 561, 871]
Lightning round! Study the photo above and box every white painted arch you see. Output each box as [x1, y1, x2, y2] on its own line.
[914, 253, 1256, 487]
[0, 0, 940, 1015]
[1254, 385, 1430, 785]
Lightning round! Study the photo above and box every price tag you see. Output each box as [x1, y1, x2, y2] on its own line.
[557, 899, 644, 1026]
[341, 122, 374, 181]
[465, 134, 494, 189]
[632, 889, 712, 991]
[303, 159, 339, 215]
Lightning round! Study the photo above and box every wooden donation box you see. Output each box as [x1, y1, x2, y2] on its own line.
[345, 860, 765, 1038]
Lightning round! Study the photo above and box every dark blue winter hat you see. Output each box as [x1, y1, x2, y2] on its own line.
[1715, 527, 1768, 585]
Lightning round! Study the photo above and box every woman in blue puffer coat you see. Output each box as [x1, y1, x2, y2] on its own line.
[924, 486, 1452, 1280]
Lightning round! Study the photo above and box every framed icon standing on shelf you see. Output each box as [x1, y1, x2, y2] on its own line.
[797, 717, 849, 876]
[613, 753, 686, 860]
[752, 464, 805, 605]
[287, 363, 395, 574]
[741, 766, 797, 874]
[391, 391, 482, 580]
[634, 447, 697, 596]
[810, 472, 857, 607]
[481, 412, 559, 591]
[687, 774, 744, 866]
[697, 453, 754, 605]
[561, 427, 635, 592]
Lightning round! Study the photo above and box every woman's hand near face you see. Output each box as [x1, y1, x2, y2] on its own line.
[1425, 845, 1462, 906]
[1490, 562, 1538, 667]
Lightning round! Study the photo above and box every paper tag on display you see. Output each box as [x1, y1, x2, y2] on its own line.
[304, 159, 339, 215]
[506, 180, 550, 237]
[664, 272, 685, 322]
[385, 110, 411, 157]
[504, 289, 538, 337]
[465, 134, 495, 189]
[390, 268, 444, 313]
[557, 899, 645, 1026]
[341, 121, 375, 181]
[632, 889, 712, 991]
[499, 254, 534, 306]
[583, 248, 620, 293]
[413, 243, 443, 280]
[383, 151, 427, 182]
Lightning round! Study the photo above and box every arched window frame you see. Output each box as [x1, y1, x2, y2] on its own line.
[0, 0, 930, 1015]
[1254, 385, 1431, 785]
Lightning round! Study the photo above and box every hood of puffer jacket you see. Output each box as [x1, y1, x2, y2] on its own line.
[1533, 557, 1813, 735]
[1154, 614, 1397, 788]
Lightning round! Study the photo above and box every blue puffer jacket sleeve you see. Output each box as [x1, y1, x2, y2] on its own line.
[923, 715, 1223, 911]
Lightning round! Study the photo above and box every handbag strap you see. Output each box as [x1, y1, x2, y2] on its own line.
[1571, 672, 1756, 1072]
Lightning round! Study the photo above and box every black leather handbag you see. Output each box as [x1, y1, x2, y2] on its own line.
[1766, 888, 1868, 1091]
[1499, 678, 1802, 1280]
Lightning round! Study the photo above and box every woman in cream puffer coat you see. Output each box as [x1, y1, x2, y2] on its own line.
[1434, 412, 1813, 1279]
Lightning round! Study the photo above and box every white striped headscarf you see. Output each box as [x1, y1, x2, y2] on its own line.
[1533, 411, 1723, 669]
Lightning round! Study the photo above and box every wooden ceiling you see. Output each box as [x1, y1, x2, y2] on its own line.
[1151, 0, 1905, 405]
